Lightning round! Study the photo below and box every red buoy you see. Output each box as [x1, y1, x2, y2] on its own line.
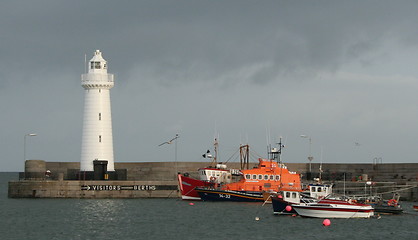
[285, 205, 292, 212]
[323, 219, 331, 226]
[189, 202, 194, 206]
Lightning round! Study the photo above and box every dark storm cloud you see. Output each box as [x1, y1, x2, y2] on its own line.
[3, 1, 417, 86]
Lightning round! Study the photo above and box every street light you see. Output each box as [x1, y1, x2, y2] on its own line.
[24, 133, 37, 161]
[300, 135, 313, 172]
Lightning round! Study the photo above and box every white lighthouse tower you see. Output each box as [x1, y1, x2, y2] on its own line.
[80, 50, 115, 172]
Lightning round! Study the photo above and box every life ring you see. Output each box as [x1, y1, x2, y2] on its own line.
[388, 199, 398, 206]
[210, 176, 216, 182]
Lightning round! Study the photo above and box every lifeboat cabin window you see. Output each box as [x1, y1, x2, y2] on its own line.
[245, 174, 251, 179]
[252, 174, 256, 179]
[264, 175, 268, 180]
[258, 175, 263, 180]
[270, 175, 274, 180]
[275, 175, 280, 180]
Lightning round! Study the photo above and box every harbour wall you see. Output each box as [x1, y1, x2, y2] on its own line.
[8, 180, 178, 198]
[9, 160, 418, 199]
[20, 161, 418, 183]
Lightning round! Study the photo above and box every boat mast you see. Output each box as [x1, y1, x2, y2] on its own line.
[212, 137, 218, 166]
[240, 144, 250, 170]
[268, 137, 283, 163]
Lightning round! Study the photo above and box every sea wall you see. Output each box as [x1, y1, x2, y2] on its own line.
[38, 161, 417, 183]
[10, 160, 418, 199]
[8, 180, 178, 198]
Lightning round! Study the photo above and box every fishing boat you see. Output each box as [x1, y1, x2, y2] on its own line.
[270, 182, 333, 215]
[177, 138, 240, 200]
[413, 205, 418, 211]
[292, 198, 374, 218]
[196, 139, 302, 202]
[354, 193, 403, 214]
[366, 193, 403, 214]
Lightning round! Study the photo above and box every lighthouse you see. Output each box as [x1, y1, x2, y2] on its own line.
[80, 50, 115, 172]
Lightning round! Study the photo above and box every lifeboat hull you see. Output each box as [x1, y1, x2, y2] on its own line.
[195, 188, 264, 202]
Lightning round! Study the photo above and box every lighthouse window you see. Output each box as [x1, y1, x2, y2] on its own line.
[99, 113, 101, 120]
[103, 63, 107, 69]
[90, 62, 94, 69]
[94, 62, 101, 69]
[99, 135, 102, 142]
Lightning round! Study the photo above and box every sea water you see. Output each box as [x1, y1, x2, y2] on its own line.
[0, 172, 417, 240]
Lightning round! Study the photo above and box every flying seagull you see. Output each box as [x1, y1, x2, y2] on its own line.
[158, 134, 179, 146]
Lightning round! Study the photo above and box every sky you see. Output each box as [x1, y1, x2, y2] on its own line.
[1, 1, 418, 171]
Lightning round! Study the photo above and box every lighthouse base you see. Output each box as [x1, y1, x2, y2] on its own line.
[76, 171, 119, 181]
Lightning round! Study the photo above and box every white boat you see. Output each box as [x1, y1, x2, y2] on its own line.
[292, 199, 374, 218]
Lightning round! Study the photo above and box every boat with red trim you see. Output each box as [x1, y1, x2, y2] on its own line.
[271, 183, 333, 215]
[177, 138, 240, 200]
[178, 164, 234, 200]
[292, 198, 374, 218]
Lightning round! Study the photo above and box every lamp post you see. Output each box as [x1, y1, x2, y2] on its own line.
[24, 133, 37, 161]
[300, 135, 313, 172]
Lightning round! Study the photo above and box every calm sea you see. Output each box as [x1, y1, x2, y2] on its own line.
[0, 172, 417, 240]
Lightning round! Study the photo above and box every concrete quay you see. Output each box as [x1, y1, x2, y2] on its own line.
[8, 180, 178, 198]
[8, 160, 418, 200]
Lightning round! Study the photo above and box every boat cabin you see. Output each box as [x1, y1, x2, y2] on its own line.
[307, 184, 333, 199]
[198, 164, 233, 184]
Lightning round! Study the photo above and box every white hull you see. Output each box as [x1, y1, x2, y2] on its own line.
[293, 205, 374, 218]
